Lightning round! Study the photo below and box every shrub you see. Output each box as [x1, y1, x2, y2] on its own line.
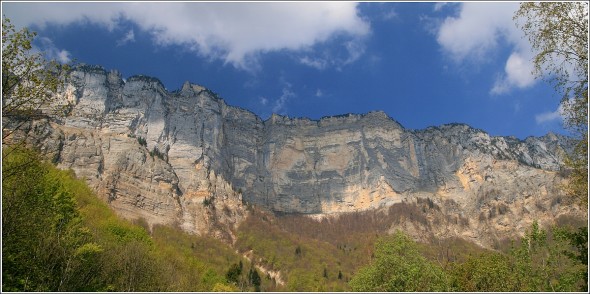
[137, 137, 147, 147]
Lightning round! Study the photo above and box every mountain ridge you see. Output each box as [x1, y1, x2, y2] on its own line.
[16, 64, 583, 247]
[73, 63, 566, 140]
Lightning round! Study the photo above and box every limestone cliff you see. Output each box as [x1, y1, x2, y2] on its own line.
[20, 65, 583, 247]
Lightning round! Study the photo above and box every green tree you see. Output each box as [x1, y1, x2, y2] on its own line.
[248, 266, 261, 291]
[349, 231, 449, 292]
[515, 2, 588, 207]
[509, 221, 585, 291]
[211, 282, 238, 292]
[2, 18, 70, 149]
[295, 245, 302, 256]
[1, 147, 102, 291]
[449, 221, 586, 292]
[514, 5, 588, 292]
[286, 269, 325, 292]
[553, 225, 588, 291]
[100, 240, 164, 291]
[450, 252, 514, 291]
[225, 262, 242, 285]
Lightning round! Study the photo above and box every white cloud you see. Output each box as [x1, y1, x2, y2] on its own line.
[491, 52, 536, 95]
[535, 105, 564, 124]
[38, 37, 71, 63]
[3, 2, 370, 71]
[2, 3, 125, 31]
[56, 50, 71, 63]
[259, 96, 268, 106]
[436, 3, 537, 94]
[380, 8, 398, 21]
[437, 3, 519, 61]
[342, 39, 366, 66]
[513, 101, 521, 113]
[315, 89, 323, 97]
[117, 29, 135, 46]
[297, 37, 366, 71]
[272, 87, 295, 114]
[299, 56, 328, 70]
[503, 52, 536, 88]
[433, 2, 449, 12]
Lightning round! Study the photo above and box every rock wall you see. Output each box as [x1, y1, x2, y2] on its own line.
[24, 65, 583, 246]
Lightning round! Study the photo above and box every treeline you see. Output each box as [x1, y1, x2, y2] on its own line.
[1, 147, 251, 292]
[235, 208, 360, 291]
[235, 205, 587, 292]
[275, 198, 468, 248]
[350, 226, 588, 292]
[234, 204, 482, 292]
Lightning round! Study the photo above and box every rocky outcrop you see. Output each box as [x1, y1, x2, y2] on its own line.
[22, 64, 583, 247]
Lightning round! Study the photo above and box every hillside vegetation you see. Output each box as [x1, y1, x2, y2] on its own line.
[2, 146, 250, 292]
[2, 147, 587, 292]
[236, 205, 587, 292]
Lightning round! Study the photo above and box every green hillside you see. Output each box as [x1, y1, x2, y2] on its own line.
[2, 147, 587, 292]
[2, 147, 247, 292]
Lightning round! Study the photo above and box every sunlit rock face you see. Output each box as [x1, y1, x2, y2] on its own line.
[28, 64, 582, 246]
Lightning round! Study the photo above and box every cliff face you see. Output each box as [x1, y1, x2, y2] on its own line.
[24, 65, 582, 246]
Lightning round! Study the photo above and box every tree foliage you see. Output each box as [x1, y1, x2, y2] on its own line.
[248, 266, 262, 291]
[2, 147, 102, 291]
[347, 224, 587, 292]
[448, 221, 587, 292]
[515, 2, 588, 207]
[1, 147, 240, 292]
[554, 225, 588, 290]
[225, 261, 242, 285]
[513, 6, 588, 292]
[501, 221, 580, 291]
[348, 231, 450, 292]
[2, 18, 71, 148]
[450, 251, 514, 291]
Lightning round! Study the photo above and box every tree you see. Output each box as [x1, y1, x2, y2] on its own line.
[449, 251, 514, 291]
[211, 282, 238, 292]
[514, 5, 588, 292]
[508, 221, 586, 292]
[447, 221, 586, 292]
[1, 147, 102, 291]
[295, 245, 302, 256]
[2, 18, 70, 149]
[225, 262, 242, 285]
[248, 266, 261, 291]
[348, 231, 450, 292]
[515, 2, 588, 207]
[554, 225, 588, 291]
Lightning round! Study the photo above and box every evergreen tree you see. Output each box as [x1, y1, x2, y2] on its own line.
[248, 266, 261, 292]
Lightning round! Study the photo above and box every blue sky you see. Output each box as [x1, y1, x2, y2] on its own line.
[2, 1, 568, 139]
